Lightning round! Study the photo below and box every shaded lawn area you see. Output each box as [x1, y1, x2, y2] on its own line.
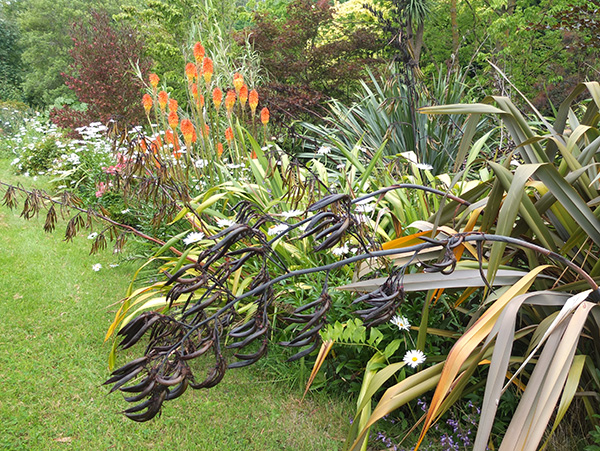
[0, 160, 350, 450]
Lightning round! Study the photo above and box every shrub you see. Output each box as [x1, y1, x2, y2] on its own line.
[237, 0, 384, 121]
[50, 9, 151, 132]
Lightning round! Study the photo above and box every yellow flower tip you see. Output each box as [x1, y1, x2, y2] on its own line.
[260, 107, 270, 125]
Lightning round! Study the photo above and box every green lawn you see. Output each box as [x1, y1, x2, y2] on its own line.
[0, 160, 351, 450]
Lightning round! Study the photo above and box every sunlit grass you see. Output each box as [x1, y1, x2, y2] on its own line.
[0, 159, 351, 450]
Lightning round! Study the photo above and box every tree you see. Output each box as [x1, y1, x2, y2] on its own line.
[50, 9, 151, 130]
[16, 0, 133, 107]
[239, 0, 384, 121]
[0, 11, 23, 101]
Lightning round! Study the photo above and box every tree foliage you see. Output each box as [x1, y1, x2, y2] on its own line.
[238, 0, 384, 121]
[50, 10, 151, 131]
[15, 0, 133, 108]
[0, 11, 23, 101]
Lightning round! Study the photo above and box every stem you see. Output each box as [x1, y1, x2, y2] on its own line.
[0, 181, 195, 262]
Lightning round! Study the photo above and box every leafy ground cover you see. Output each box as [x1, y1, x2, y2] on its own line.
[0, 159, 352, 450]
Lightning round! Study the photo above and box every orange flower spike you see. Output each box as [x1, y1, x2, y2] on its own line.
[239, 84, 248, 107]
[181, 119, 195, 146]
[203, 57, 213, 86]
[203, 123, 210, 139]
[261, 107, 270, 125]
[149, 73, 159, 91]
[168, 111, 179, 129]
[152, 136, 162, 153]
[217, 142, 224, 157]
[158, 90, 168, 111]
[225, 126, 234, 145]
[193, 42, 205, 63]
[212, 87, 223, 111]
[233, 73, 244, 95]
[185, 62, 197, 82]
[165, 129, 174, 144]
[140, 139, 148, 152]
[168, 98, 178, 113]
[249, 89, 259, 115]
[225, 90, 236, 115]
[142, 94, 153, 114]
[191, 84, 198, 100]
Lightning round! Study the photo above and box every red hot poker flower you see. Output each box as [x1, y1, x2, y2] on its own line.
[185, 63, 197, 82]
[233, 73, 244, 94]
[203, 58, 213, 85]
[181, 118, 195, 145]
[217, 142, 224, 157]
[239, 84, 248, 107]
[225, 90, 236, 115]
[149, 73, 159, 89]
[261, 107, 270, 125]
[191, 84, 198, 99]
[225, 126, 233, 145]
[158, 91, 168, 110]
[142, 94, 153, 114]
[168, 98, 178, 113]
[193, 42, 205, 63]
[249, 89, 259, 115]
[168, 111, 179, 129]
[212, 87, 223, 110]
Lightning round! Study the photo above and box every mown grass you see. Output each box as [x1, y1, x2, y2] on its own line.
[0, 159, 352, 450]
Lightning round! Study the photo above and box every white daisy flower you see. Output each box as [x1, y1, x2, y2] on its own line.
[317, 145, 331, 155]
[92, 263, 102, 272]
[267, 224, 289, 236]
[390, 315, 410, 331]
[216, 218, 236, 228]
[403, 350, 426, 368]
[183, 232, 205, 245]
[87, 232, 98, 240]
[280, 210, 303, 219]
[332, 244, 350, 256]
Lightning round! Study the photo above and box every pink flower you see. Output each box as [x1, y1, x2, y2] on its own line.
[95, 182, 107, 198]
